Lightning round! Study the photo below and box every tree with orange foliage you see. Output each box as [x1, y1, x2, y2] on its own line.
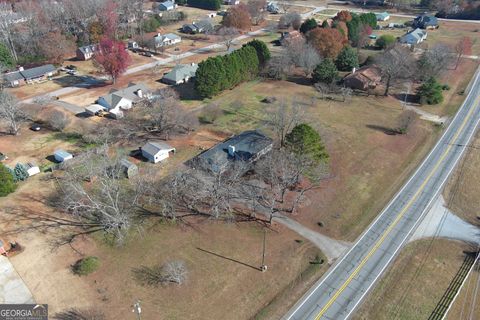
[335, 10, 352, 22]
[39, 31, 76, 64]
[222, 3, 252, 30]
[307, 28, 345, 59]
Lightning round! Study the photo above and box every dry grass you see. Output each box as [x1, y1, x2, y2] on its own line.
[352, 239, 471, 320]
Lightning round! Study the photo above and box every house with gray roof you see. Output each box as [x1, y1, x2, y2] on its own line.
[162, 63, 198, 85]
[375, 12, 390, 21]
[267, 2, 280, 13]
[119, 158, 138, 178]
[76, 44, 98, 61]
[181, 20, 214, 34]
[141, 141, 176, 163]
[97, 83, 151, 117]
[399, 28, 427, 46]
[189, 130, 273, 174]
[3, 65, 57, 87]
[153, 33, 182, 48]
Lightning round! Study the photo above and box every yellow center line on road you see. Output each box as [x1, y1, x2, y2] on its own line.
[315, 94, 480, 320]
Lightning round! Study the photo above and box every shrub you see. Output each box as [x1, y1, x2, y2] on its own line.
[73, 256, 100, 276]
[300, 18, 318, 34]
[313, 58, 338, 84]
[376, 34, 396, 49]
[14, 163, 29, 181]
[335, 46, 359, 71]
[442, 84, 451, 90]
[0, 164, 16, 197]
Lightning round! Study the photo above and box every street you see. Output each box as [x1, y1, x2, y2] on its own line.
[284, 66, 480, 320]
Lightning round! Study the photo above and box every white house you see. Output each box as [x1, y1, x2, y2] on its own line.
[85, 104, 107, 116]
[225, 0, 240, 4]
[153, 33, 182, 48]
[141, 141, 176, 163]
[25, 163, 40, 176]
[54, 150, 73, 163]
[96, 83, 150, 117]
[156, 0, 176, 11]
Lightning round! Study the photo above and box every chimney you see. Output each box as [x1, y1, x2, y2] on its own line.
[19, 66, 24, 71]
[191, 62, 195, 66]
[157, 32, 162, 37]
[136, 89, 143, 98]
[352, 67, 356, 74]
[228, 145, 235, 157]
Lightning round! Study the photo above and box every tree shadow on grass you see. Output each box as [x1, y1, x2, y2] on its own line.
[196, 247, 261, 271]
[366, 124, 400, 136]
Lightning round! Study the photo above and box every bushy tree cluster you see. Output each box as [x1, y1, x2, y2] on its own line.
[376, 34, 396, 49]
[417, 77, 444, 105]
[242, 39, 271, 65]
[300, 18, 318, 34]
[188, 0, 221, 10]
[13, 163, 29, 181]
[195, 45, 260, 98]
[342, 12, 377, 47]
[0, 43, 14, 68]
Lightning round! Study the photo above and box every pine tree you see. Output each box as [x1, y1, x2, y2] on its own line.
[0, 164, 16, 197]
[313, 59, 338, 84]
[335, 46, 359, 71]
[14, 163, 29, 181]
[286, 124, 329, 163]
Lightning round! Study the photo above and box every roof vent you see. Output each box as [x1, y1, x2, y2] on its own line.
[228, 145, 235, 157]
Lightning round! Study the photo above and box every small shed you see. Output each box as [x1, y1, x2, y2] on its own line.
[120, 158, 138, 178]
[375, 12, 390, 21]
[54, 149, 73, 163]
[25, 163, 40, 176]
[141, 141, 176, 163]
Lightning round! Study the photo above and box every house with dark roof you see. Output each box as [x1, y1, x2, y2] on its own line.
[97, 83, 151, 117]
[162, 63, 198, 85]
[413, 14, 439, 29]
[141, 141, 176, 163]
[4, 65, 57, 87]
[344, 65, 382, 91]
[181, 19, 214, 34]
[76, 44, 98, 61]
[189, 130, 273, 174]
[399, 28, 427, 46]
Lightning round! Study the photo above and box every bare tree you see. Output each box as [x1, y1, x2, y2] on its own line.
[0, 90, 26, 135]
[54, 146, 145, 245]
[263, 55, 292, 80]
[278, 12, 301, 30]
[247, 0, 267, 25]
[0, 2, 19, 61]
[417, 44, 453, 79]
[125, 88, 197, 139]
[285, 40, 321, 77]
[47, 110, 71, 132]
[216, 26, 239, 52]
[132, 260, 188, 287]
[340, 86, 353, 102]
[268, 100, 304, 147]
[375, 44, 415, 96]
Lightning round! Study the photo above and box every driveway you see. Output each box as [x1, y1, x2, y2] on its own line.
[52, 100, 84, 115]
[0, 256, 34, 304]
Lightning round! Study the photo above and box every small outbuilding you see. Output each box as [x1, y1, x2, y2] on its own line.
[141, 141, 176, 163]
[375, 12, 390, 21]
[344, 65, 382, 91]
[25, 163, 40, 176]
[119, 158, 138, 178]
[54, 149, 73, 163]
[85, 104, 107, 116]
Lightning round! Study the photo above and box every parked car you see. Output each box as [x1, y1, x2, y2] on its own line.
[66, 65, 77, 70]
[30, 124, 41, 131]
[95, 110, 109, 117]
[0, 152, 7, 161]
[66, 70, 78, 75]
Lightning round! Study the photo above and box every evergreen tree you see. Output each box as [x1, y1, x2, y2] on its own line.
[335, 46, 359, 71]
[0, 42, 15, 68]
[0, 164, 16, 197]
[243, 40, 271, 65]
[300, 18, 318, 34]
[321, 20, 330, 28]
[286, 124, 329, 163]
[359, 13, 377, 28]
[346, 13, 361, 46]
[313, 59, 338, 84]
[14, 163, 29, 181]
[417, 77, 444, 105]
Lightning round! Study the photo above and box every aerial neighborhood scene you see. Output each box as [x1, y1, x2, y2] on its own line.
[1, 0, 480, 319]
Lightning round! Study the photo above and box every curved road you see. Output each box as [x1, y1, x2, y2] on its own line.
[284, 66, 480, 320]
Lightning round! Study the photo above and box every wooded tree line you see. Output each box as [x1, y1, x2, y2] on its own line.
[195, 40, 271, 98]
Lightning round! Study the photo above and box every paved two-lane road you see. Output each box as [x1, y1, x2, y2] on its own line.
[284, 67, 480, 320]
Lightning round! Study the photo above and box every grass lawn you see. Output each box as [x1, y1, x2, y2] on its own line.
[352, 239, 471, 320]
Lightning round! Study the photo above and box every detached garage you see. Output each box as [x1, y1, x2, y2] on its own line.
[141, 141, 175, 164]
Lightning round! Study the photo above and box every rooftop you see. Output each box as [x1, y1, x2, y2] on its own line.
[142, 141, 175, 156]
[163, 63, 198, 82]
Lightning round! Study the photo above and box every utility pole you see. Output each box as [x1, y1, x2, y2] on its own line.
[260, 228, 267, 272]
[132, 300, 142, 320]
